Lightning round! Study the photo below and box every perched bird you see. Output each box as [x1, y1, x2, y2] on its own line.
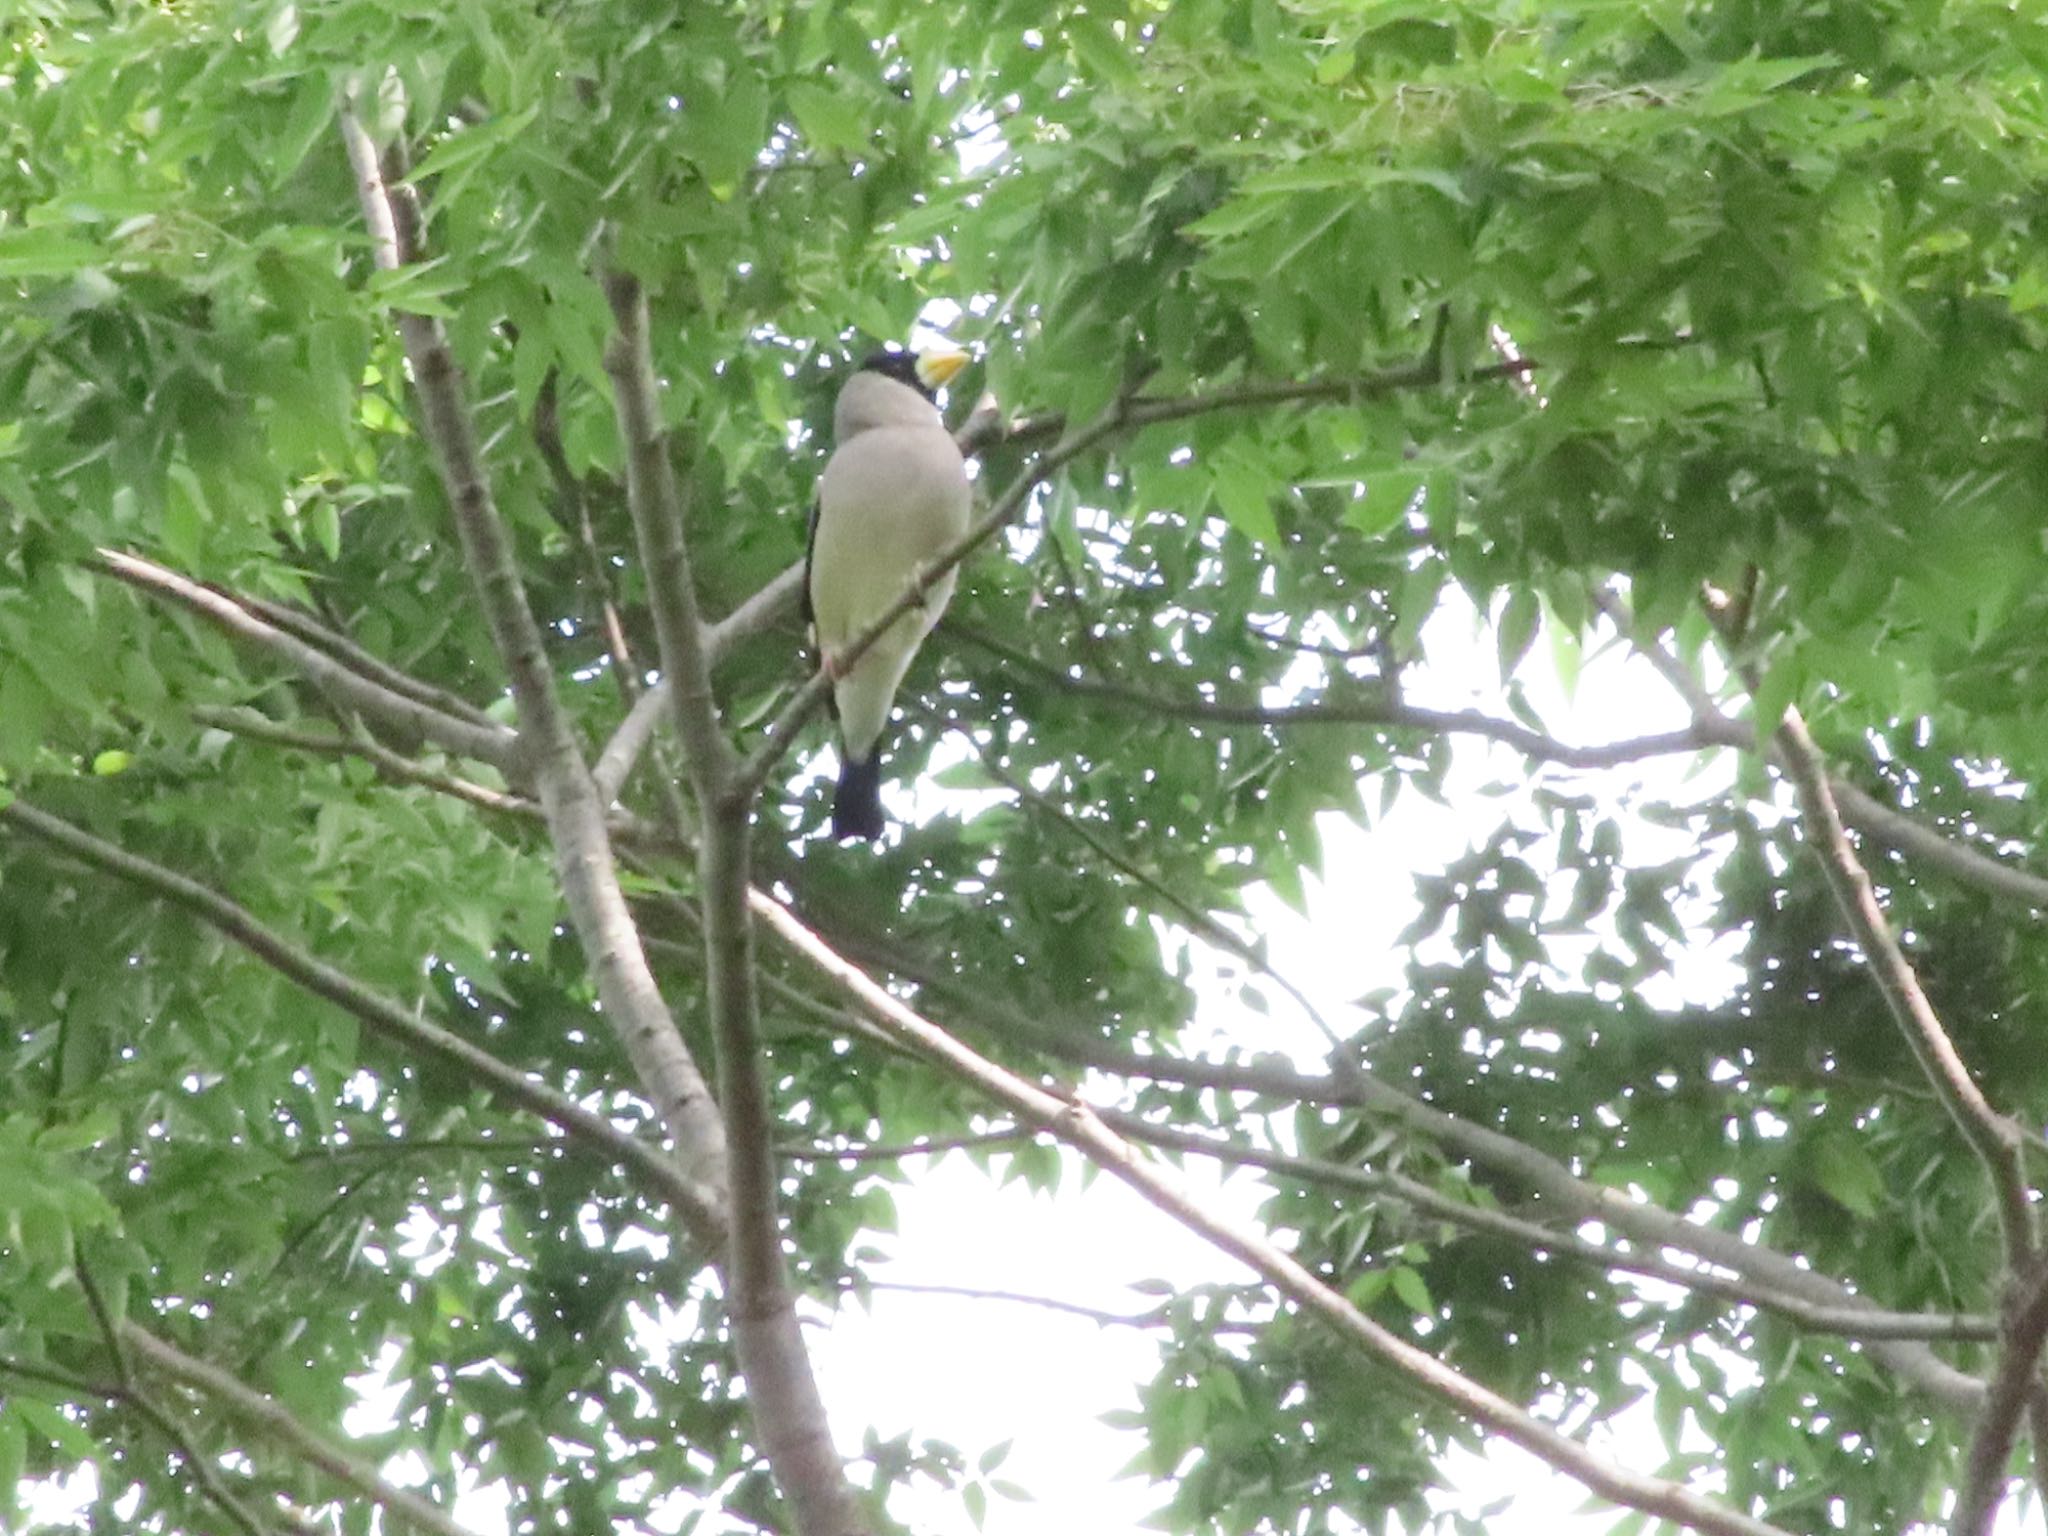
[805, 344, 972, 841]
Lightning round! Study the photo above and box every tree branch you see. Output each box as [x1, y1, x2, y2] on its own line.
[121, 1380, 277, 1536]
[341, 103, 728, 1228]
[1773, 709, 2034, 1260]
[68, 1261, 276, 1536]
[233, 587, 500, 730]
[599, 272, 736, 796]
[784, 895, 1989, 1412]
[593, 682, 670, 805]
[1591, 586, 2048, 911]
[1100, 1111, 1998, 1344]
[1952, 1259, 2048, 1536]
[945, 617, 1744, 768]
[839, 1278, 1184, 1331]
[0, 1351, 277, 1536]
[0, 796, 721, 1233]
[609, 357, 1537, 802]
[706, 561, 807, 667]
[1829, 777, 2048, 911]
[91, 549, 516, 769]
[784, 1127, 1034, 1164]
[955, 358, 1536, 456]
[592, 561, 810, 805]
[600, 271, 854, 1534]
[746, 888, 1795, 1536]
[193, 704, 690, 861]
[121, 1323, 480, 1536]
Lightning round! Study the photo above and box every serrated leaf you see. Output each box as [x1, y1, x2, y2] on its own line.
[1811, 1134, 1884, 1219]
[785, 82, 868, 154]
[1346, 1268, 1390, 1308]
[309, 499, 342, 561]
[1208, 445, 1280, 545]
[0, 228, 100, 277]
[977, 1438, 1012, 1474]
[1389, 1265, 1434, 1315]
[406, 106, 540, 183]
[1496, 588, 1540, 681]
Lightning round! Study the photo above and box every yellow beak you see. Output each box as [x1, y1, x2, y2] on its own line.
[915, 346, 971, 391]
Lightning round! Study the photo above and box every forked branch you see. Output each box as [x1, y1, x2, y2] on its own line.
[339, 98, 727, 1214]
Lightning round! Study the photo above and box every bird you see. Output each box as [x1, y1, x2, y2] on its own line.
[805, 343, 972, 842]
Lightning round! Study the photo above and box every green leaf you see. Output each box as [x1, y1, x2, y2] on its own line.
[0, 226, 103, 277]
[269, 71, 337, 185]
[161, 462, 212, 568]
[1208, 445, 1281, 545]
[977, 1438, 1013, 1474]
[0, 1411, 23, 1524]
[1346, 1268, 1390, 1308]
[1389, 1266, 1434, 1316]
[683, 64, 768, 193]
[365, 259, 463, 318]
[1810, 1134, 1884, 1220]
[1350, 468, 1421, 534]
[785, 83, 868, 154]
[1496, 589, 1540, 681]
[308, 499, 342, 561]
[406, 106, 541, 184]
[0, 665, 53, 771]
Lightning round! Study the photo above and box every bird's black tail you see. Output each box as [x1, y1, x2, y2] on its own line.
[831, 752, 885, 842]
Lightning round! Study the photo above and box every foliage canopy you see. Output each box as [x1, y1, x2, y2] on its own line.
[3, 2, 2047, 1535]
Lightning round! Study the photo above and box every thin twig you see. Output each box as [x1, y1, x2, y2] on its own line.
[784, 1128, 1034, 1164]
[4, 1321, 273, 1536]
[1591, 586, 2048, 911]
[92, 549, 515, 768]
[286, 1135, 559, 1163]
[946, 721, 1345, 1048]
[955, 358, 1536, 456]
[534, 368, 697, 837]
[235, 588, 499, 728]
[840, 1279, 1177, 1331]
[1099, 1111, 1998, 1344]
[121, 1380, 276, 1536]
[193, 704, 688, 858]
[1773, 709, 2033, 1260]
[946, 617, 1743, 769]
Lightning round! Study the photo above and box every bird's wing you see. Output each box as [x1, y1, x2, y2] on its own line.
[802, 489, 820, 634]
[801, 489, 837, 721]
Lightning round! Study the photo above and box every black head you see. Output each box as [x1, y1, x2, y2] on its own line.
[857, 347, 934, 401]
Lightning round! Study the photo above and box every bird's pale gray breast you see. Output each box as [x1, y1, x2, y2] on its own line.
[810, 425, 971, 646]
